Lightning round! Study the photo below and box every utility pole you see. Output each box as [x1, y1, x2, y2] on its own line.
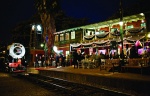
[119, 0, 124, 67]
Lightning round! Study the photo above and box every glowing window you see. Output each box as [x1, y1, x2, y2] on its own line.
[65, 33, 69, 40]
[60, 34, 64, 41]
[55, 35, 59, 42]
[71, 31, 75, 39]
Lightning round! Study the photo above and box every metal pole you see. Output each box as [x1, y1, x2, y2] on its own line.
[120, 0, 124, 67]
[44, 43, 46, 63]
[44, 42, 47, 67]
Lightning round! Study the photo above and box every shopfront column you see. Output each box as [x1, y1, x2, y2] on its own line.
[83, 29, 85, 41]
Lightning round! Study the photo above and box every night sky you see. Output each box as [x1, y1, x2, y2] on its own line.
[0, 0, 142, 43]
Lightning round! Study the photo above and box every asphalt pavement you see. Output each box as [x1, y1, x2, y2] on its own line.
[0, 72, 64, 96]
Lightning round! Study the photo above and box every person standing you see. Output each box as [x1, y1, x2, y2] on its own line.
[73, 51, 78, 68]
[55, 54, 59, 67]
[34, 54, 39, 67]
[77, 51, 82, 62]
[60, 54, 66, 67]
[59, 53, 63, 66]
[77, 51, 82, 68]
[41, 55, 45, 67]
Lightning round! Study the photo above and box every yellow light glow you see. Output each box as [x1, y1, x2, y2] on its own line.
[140, 13, 144, 16]
[119, 21, 123, 26]
[40, 43, 44, 47]
[147, 33, 150, 38]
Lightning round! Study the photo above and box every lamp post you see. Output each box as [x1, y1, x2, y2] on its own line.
[30, 24, 43, 67]
[119, 0, 124, 67]
[41, 42, 47, 65]
[30, 24, 42, 49]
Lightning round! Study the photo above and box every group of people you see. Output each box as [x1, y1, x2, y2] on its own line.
[34, 51, 104, 69]
[34, 53, 67, 68]
[72, 51, 107, 69]
[34, 54, 46, 67]
[72, 50, 85, 68]
[55, 53, 66, 67]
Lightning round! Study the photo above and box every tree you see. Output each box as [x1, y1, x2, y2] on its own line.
[34, 0, 89, 53]
[11, 21, 31, 47]
[34, 0, 61, 54]
[10, 0, 89, 49]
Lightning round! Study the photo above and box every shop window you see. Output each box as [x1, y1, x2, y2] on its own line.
[127, 25, 134, 29]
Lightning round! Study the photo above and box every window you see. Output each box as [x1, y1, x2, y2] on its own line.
[111, 28, 117, 32]
[90, 31, 92, 35]
[86, 31, 89, 36]
[71, 31, 75, 39]
[127, 25, 133, 29]
[65, 33, 69, 40]
[55, 35, 59, 42]
[66, 51, 70, 57]
[95, 30, 105, 35]
[60, 34, 64, 41]
[95, 31, 99, 35]
[141, 23, 146, 27]
[86, 30, 94, 36]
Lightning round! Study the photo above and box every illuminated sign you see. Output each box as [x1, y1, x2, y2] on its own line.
[9, 43, 25, 59]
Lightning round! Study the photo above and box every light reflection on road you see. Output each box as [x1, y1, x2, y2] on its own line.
[0, 72, 10, 77]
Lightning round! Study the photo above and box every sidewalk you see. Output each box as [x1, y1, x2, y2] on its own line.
[27, 66, 150, 81]
[27, 66, 150, 95]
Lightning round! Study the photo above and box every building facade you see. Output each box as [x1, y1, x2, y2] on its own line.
[54, 13, 148, 58]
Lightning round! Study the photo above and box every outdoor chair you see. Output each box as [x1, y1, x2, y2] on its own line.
[100, 59, 120, 73]
[121, 58, 149, 74]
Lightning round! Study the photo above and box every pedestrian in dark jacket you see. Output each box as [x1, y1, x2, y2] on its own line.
[73, 51, 78, 68]
[55, 54, 59, 67]
[77, 51, 82, 62]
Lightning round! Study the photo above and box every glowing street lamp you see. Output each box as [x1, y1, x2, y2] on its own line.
[31, 24, 42, 32]
[41, 42, 47, 64]
[36, 25, 42, 31]
[40, 43, 44, 47]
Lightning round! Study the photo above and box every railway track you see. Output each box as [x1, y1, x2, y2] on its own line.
[17, 73, 131, 96]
